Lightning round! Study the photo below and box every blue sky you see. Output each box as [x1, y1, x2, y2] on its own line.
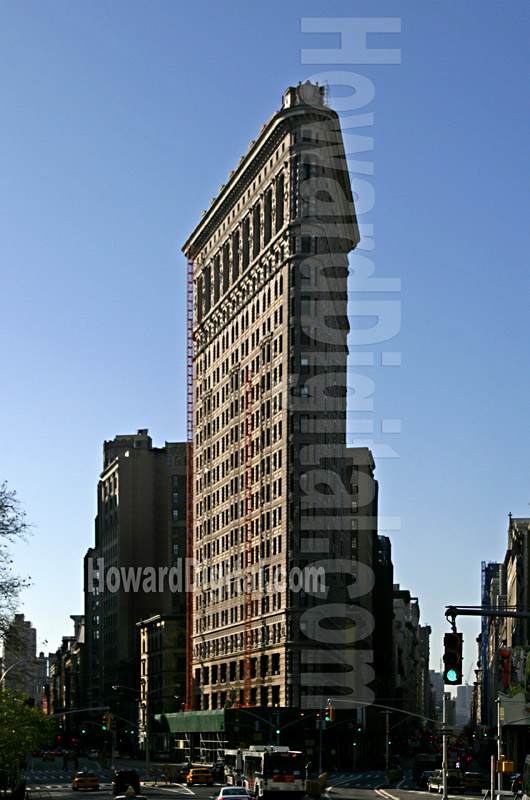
[2, 1, 530, 685]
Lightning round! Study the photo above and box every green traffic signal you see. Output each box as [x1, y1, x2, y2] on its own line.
[443, 631, 463, 685]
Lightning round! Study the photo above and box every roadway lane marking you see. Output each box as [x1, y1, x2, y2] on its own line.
[376, 790, 400, 800]
[145, 785, 195, 795]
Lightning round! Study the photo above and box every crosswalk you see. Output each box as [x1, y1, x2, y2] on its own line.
[25, 768, 113, 790]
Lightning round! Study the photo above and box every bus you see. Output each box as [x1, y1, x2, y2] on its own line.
[224, 746, 306, 798]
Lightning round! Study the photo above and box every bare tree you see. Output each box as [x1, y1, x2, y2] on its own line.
[0, 483, 31, 640]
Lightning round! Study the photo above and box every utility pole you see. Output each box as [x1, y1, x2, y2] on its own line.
[442, 694, 448, 800]
[385, 710, 389, 774]
[318, 697, 324, 774]
[112, 723, 117, 770]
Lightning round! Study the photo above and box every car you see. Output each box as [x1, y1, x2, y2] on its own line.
[186, 768, 214, 786]
[42, 751, 55, 762]
[216, 789, 251, 800]
[211, 762, 225, 780]
[428, 769, 465, 794]
[72, 771, 100, 791]
[178, 765, 192, 781]
[512, 774, 523, 794]
[418, 771, 435, 790]
[87, 751, 99, 761]
[112, 769, 140, 796]
[464, 772, 488, 792]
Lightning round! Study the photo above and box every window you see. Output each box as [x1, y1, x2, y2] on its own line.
[242, 218, 250, 270]
[173, 510, 179, 521]
[264, 189, 272, 245]
[253, 204, 261, 258]
[232, 230, 240, 281]
[222, 242, 230, 294]
[172, 492, 179, 504]
[275, 174, 284, 232]
[172, 474, 179, 487]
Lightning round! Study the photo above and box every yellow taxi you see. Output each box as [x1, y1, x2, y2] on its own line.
[72, 770, 100, 791]
[186, 768, 213, 786]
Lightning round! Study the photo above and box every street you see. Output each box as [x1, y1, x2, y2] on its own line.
[24, 758, 488, 800]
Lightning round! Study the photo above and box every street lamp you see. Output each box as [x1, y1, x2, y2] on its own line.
[112, 683, 180, 781]
[112, 684, 148, 779]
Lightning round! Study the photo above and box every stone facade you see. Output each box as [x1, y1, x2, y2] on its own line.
[182, 82, 364, 709]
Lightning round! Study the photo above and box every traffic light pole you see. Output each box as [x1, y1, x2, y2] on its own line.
[318, 696, 324, 775]
[442, 695, 448, 800]
[385, 710, 389, 774]
[497, 698, 502, 796]
[446, 606, 530, 623]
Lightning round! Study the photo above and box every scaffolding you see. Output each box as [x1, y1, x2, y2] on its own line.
[186, 254, 195, 711]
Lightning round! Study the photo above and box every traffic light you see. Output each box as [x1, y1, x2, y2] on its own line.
[443, 631, 463, 685]
[107, 713, 114, 729]
[324, 706, 331, 722]
[329, 705, 335, 722]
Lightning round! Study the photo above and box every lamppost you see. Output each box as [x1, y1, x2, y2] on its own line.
[112, 684, 149, 780]
[112, 683, 180, 781]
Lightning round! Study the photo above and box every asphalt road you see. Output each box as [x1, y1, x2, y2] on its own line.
[25, 757, 489, 800]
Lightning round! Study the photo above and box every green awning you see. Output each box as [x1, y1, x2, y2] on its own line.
[155, 709, 225, 733]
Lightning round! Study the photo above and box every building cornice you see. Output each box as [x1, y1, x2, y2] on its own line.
[182, 102, 339, 260]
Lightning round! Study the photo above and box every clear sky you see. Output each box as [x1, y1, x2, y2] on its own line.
[2, 1, 530, 684]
